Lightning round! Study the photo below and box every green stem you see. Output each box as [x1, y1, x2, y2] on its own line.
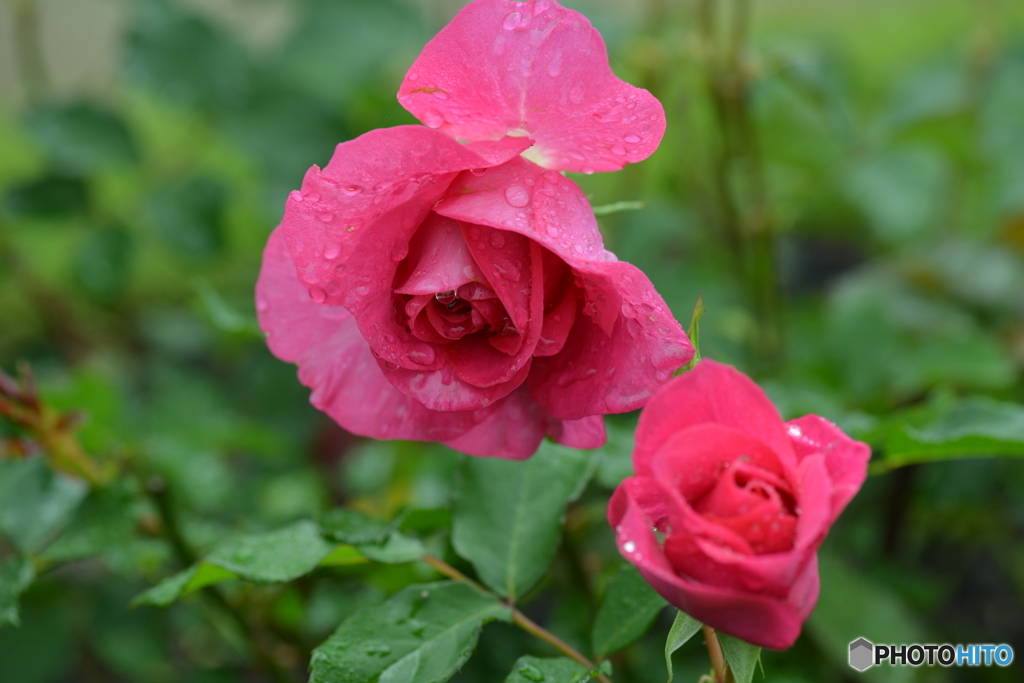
[422, 555, 612, 683]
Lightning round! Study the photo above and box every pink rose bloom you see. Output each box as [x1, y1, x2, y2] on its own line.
[607, 360, 869, 649]
[256, 0, 693, 459]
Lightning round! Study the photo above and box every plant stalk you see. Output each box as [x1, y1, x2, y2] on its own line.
[422, 554, 612, 683]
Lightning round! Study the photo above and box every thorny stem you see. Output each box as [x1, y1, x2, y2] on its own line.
[146, 478, 297, 683]
[422, 554, 613, 683]
[703, 625, 728, 683]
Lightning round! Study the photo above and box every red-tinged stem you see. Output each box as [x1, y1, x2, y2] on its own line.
[422, 555, 612, 683]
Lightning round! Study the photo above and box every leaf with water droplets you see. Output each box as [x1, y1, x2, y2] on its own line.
[591, 564, 666, 659]
[310, 581, 510, 683]
[664, 610, 703, 683]
[504, 656, 610, 683]
[452, 439, 594, 600]
[133, 520, 335, 606]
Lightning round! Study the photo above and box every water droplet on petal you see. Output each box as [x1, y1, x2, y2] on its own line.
[545, 225, 560, 237]
[432, 90, 448, 100]
[391, 241, 409, 261]
[490, 231, 506, 248]
[310, 287, 327, 303]
[504, 185, 530, 208]
[624, 134, 641, 143]
[435, 290, 457, 305]
[317, 212, 334, 223]
[324, 242, 341, 259]
[407, 343, 436, 366]
[343, 185, 362, 195]
[582, 166, 595, 175]
[502, 11, 522, 29]
[611, 144, 626, 156]
[289, 190, 303, 202]
[422, 109, 444, 129]
[623, 541, 636, 553]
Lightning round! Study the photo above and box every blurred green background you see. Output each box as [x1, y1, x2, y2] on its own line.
[1, 0, 1024, 681]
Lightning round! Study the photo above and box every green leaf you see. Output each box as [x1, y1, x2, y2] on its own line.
[125, 0, 252, 110]
[593, 423, 636, 489]
[664, 610, 703, 683]
[591, 564, 666, 659]
[3, 174, 89, 219]
[147, 176, 227, 260]
[876, 396, 1024, 473]
[0, 458, 88, 553]
[397, 507, 452, 535]
[74, 227, 134, 302]
[807, 554, 925, 683]
[452, 440, 593, 600]
[505, 656, 610, 683]
[310, 581, 511, 683]
[681, 291, 704, 373]
[43, 480, 137, 563]
[356, 532, 426, 564]
[319, 508, 393, 545]
[0, 557, 35, 629]
[133, 520, 335, 606]
[718, 634, 761, 683]
[23, 101, 139, 173]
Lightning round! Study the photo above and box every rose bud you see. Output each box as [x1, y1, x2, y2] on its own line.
[608, 360, 869, 649]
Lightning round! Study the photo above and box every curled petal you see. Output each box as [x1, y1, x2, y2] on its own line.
[399, 0, 665, 173]
[442, 386, 547, 459]
[436, 159, 692, 419]
[786, 414, 871, 524]
[608, 479, 818, 650]
[283, 126, 514, 308]
[256, 228, 487, 441]
[633, 360, 795, 478]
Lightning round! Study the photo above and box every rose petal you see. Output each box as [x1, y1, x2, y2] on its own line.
[256, 228, 488, 441]
[442, 386, 546, 459]
[547, 414, 606, 449]
[786, 414, 871, 523]
[283, 125, 504, 308]
[435, 159, 691, 419]
[399, 0, 665, 173]
[394, 213, 489, 295]
[633, 360, 795, 478]
[608, 480, 818, 650]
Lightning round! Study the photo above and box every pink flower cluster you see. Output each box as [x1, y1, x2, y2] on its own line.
[256, 0, 693, 459]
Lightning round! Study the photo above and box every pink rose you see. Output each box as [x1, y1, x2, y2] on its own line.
[607, 360, 869, 649]
[255, 0, 693, 459]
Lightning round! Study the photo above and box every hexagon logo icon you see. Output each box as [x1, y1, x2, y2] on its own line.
[849, 638, 874, 671]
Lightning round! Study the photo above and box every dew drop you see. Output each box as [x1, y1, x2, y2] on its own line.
[391, 241, 409, 261]
[435, 290, 458, 305]
[518, 664, 545, 682]
[502, 11, 522, 29]
[289, 190, 303, 202]
[545, 225, 560, 237]
[490, 231, 506, 248]
[432, 90, 449, 100]
[568, 151, 586, 161]
[504, 185, 530, 208]
[324, 242, 341, 259]
[624, 134, 641, 143]
[421, 109, 444, 129]
[611, 144, 626, 156]
[309, 287, 327, 303]
[317, 212, 334, 223]
[342, 185, 362, 195]
[582, 166, 595, 175]
[407, 343, 436, 366]
[623, 541, 636, 553]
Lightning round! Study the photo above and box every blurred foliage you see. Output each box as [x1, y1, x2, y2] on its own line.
[1, 0, 1024, 682]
